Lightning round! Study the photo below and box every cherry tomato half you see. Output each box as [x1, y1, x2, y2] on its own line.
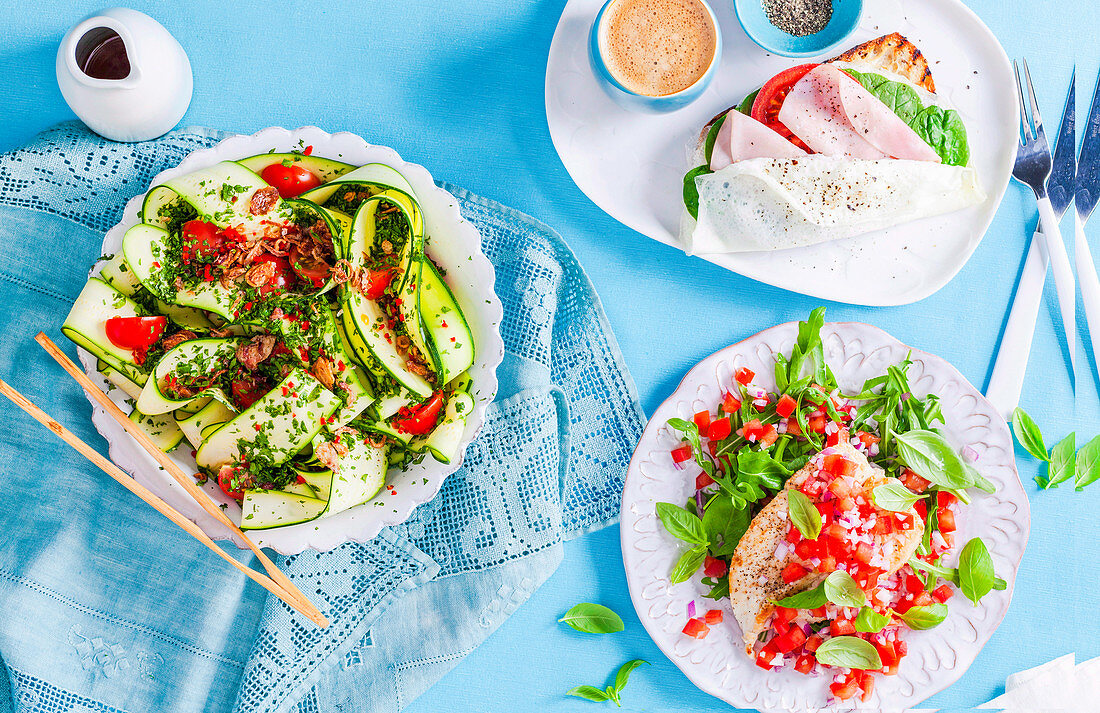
[364, 268, 395, 300]
[260, 163, 322, 199]
[392, 392, 445, 435]
[217, 465, 248, 501]
[751, 64, 818, 152]
[288, 245, 331, 288]
[180, 219, 224, 263]
[105, 315, 167, 350]
[231, 375, 271, 410]
[252, 254, 297, 295]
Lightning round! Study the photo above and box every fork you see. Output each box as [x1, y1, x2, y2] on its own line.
[1012, 59, 1078, 381]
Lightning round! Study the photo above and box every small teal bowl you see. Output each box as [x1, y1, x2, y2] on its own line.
[589, 0, 722, 114]
[733, 0, 863, 59]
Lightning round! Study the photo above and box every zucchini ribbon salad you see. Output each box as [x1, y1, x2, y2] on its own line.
[681, 33, 986, 254]
[63, 151, 475, 531]
[657, 309, 1005, 704]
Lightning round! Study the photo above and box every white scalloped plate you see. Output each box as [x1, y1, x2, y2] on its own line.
[621, 322, 1029, 710]
[545, 0, 1017, 306]
[77, 126, 504, 554]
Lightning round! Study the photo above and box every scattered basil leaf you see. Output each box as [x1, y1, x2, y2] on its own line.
[567, 685, 611, 703]
[1042, 432, 1076, 489]
[737, 89, 759, 116]
[670, 545, 708, 584]
[873, 480, 922, 512]
[824, 570, 866, 608]
[787, 489, 822, 540]
[854, 606, 892, 633]
[558, 603, 625, 634]
[682, 166, 711, 220]
[909, 556, 959, 585]
[814, 636, 883, 670]
[702, 494, 751, 557]
[703, 114, 726, 164]
[1074, 434, 1100, 491]
[655, 501, 708, 546]
[773, 581, 828, 610]
[895, 430, 975, 495]
[613, 659, 649, 693]
[957, 537, 1000, 604]
[1011, 408, 1050, 462]
[898, 603, 948, 630]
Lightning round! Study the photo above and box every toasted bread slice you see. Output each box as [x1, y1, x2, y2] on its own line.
[827, 32, 935, 93]
[725, 441, 924, 655]
[697, 33, 935, 148]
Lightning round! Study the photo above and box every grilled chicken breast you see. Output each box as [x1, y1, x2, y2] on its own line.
[726, 440, 924, 655]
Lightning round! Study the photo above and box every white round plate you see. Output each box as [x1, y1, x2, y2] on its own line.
[79, 126, 504, 554]
[621, 322, 1029, 710]
[546, 0, 1016, 306]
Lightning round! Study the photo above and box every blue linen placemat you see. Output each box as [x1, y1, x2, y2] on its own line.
[0, 123, 645, 713]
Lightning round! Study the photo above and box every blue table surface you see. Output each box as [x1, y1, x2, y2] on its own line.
[1, 1, 1096, 710]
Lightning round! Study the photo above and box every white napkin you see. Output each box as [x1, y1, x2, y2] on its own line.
[976, 652, 1099, 711]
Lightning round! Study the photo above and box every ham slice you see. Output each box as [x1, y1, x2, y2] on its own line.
[709, 109, 807, 171]
[777, 64, 940, 162]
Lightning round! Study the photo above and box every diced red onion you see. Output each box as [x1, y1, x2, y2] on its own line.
[963, 445, 980, 462]
[687, 600, 696, 618]
[673, 460, 685, 471]
[695, 489, 706, 512]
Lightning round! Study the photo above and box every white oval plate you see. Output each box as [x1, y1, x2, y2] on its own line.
[79, 126, 504, 554]
[546, 0, 1016, 306]
[621, 322, 1029, 709]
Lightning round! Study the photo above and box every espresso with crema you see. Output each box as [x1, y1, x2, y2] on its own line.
[601, 0, 717, 97]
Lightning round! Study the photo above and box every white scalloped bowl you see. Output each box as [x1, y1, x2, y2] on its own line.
[621, 322, 1029, 710]
[78, 126, 504, 554]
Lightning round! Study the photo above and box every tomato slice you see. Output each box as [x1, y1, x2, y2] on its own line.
[364, 268, 395, 300]
[180, 220, 224, 263]
[231, 376, 271, 410]
[287, 245, 331, 288]
[751, 64, 818, 151]
[105, 316, 167, 350]
[251, 254, 297, 295]
[392, 392, 445, 435]
[260, 163, 322, 199]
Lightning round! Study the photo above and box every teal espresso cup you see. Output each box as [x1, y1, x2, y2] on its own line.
[589, 0, 722, 113]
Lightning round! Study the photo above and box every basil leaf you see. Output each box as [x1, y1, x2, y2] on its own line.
[703, 114, 726, 164]
[787, 489, 822, 540]
[558, 603, 625, 634]
[567, 685, 611, 703]
[737, 89, 759, 116]
[670, 545, 707, 584]
[873, 480, 922, 512]
[613, 659, 649, 693]
[655, 501, 708, 546]
[773, 582, 828, 609]
[909, 556, 959, 585]
[824, 570, 866, 608]
[898, 603, 948, 630]
[682, 165, 711, 220]
[702, 494, 751, 557]
[854, 606, 892, 633]
[814, 636, 883, 670]
[1011, 408, 1050, 462]
[1074, 434, 1100, 491]
[1042, 432, 1076, 489]
[895, 430, 974, 492]
[957, 537, 999, 604]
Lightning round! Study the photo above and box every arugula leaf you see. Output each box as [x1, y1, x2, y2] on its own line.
[957, 537, 1000, 604]
[670, 545, 707, 584]
[773, 582, 828, 609]
[786, 489, 822, 540]
[823, 570, 866, 608]
[1011, 408, 1050, 462]
[667, 418, 714, 477]
[655, 502, 708, 546]
[702, 494, 751, 556]
[1075, 434, 1100, 491]
[567, 685, 611, 703]
[558, 603, 625, 634]
[613, 659, 649, 693]
[815, 636, 882, 670]
[855, 606, 892, 633]
[1041, 432, 1076, 489]
[873, 480, 922, 512]
[898, 603, 948, 630]
[682, 166, 711, 220]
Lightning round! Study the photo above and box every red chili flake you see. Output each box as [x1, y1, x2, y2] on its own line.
[337, 360, 346, 372]
[243, 301, 253, 311]
[441, 320, 448, 328]
[152, 261, 161, 268]
[281, 386, 289, 396]
[303, 145, 314, 155]
[190, 450, 197, 458]
[253, 423, 261, 431]
[394, 298, 403, 306]
[233, 311, 240, 318]
[287, 381, 294, 388]
[230, 195, 237, 203]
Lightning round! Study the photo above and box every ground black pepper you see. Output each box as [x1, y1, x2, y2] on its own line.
[762, 0, 832, 37]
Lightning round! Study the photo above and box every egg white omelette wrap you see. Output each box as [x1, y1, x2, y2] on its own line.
[679, 34, 986, 255]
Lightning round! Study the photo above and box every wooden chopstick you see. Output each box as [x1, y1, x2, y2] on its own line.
[0, 377, 323, 623]
[35, 333, 329, 628]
